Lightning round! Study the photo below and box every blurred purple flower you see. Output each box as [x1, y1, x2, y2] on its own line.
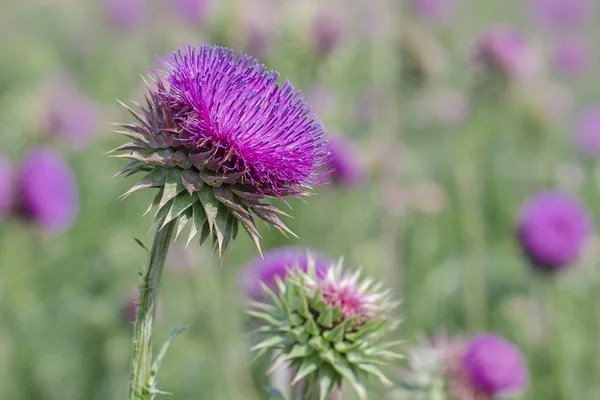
[0, 154, 14, 217]
[312, 14, 342, 57]
[573, 105, 600, 156]
[474, 27, 540, 82]
[555, 38, 590, 76]
[326, 135, 366, 188]
[518, 191, 591, 272]
[241, 247, 331, 301]
[531, 0, 592, 28]
[43, 80, 99, 149]
[462, 334, 528, 396]
[105, 0, 148, 28]
[410, 0, 454, 22]
[17, 148, 79, 233]
[174, 0, 207, 24]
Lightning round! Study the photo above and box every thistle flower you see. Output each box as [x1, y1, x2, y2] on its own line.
[410, 0, 454, 23]
[472, 28, 540, 84]
[554, 38, 589, 76]
[326, 135, 366, 188]
[517, 191, 591, 272]
[394, 333, 527, 400]
[461, 334, 528, 397]
[249, 258, 401, 400]
[530, 0, 592, 28]
[0, 154, 14, 217]
[112, 45, 328, 254]
[573, 105, 600, 156]
[241, 247, 330, 301]
[16, 148, 79, 233]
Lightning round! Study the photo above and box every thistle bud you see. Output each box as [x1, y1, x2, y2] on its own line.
[111, 45, 328, 255]
[249, 258, 402, 400]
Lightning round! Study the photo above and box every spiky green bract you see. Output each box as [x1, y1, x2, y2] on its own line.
[250, 258, 402, 400]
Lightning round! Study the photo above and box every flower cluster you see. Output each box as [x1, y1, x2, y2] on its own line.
[249, 257, 401, 400]
[0, 148, 79, 233]
[112, 45, 328, 254]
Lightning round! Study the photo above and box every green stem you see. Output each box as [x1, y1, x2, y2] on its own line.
[127, 220, 177, 400]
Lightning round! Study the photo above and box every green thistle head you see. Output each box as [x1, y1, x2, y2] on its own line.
[249, 258, 402, 400]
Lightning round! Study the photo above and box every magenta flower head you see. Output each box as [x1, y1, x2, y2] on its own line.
[242, 247, 330, 301]
[326, 135, 366, 188]
[250, 259, 401, 400]
[530, 0, 592, 28]
[410, 0, 454, 22]
[462, 334, 528, 396]
[174, 0, 207, 24]
[517, 191, 591, 272]
[0, 154, 14, 217]
[573, 105, 600, 156]
[473, 27, 539, 84]
[555, 38, 590, 76]
[312, 14, 342, 57]
[43, 78, 99, 149]
[112, 45, 328, 255]
[105, 0, 147, 29]
[16, 148, 79, 233]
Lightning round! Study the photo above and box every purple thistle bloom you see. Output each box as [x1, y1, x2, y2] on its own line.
[462, 334, 528, 396]
[312, 14, 342, 57]
[155, 46, 327, 196]
[518, 191, 591, 272]
[574, 106, 600, 156]
[241, 247, 330, 301]
[16, 148, 79, 233]
[0, 154, 14, 217]
[555, 38, 589, 76]
[326, 135, 366, 188]
[473, 27, 539, 82]
[410, 0, 454, 22]
[174, 0, 207, 24]
[530, 0, 592, 28]
[105, 0, 147, 29]
[43, 80, 99, 149]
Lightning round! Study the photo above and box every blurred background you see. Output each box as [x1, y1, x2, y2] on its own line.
[0, 0, 599, 399]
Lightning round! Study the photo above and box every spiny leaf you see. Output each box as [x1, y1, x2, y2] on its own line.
[231, 210, 262, 256]
[291, 360, 319, 386]
[253, 207, 297, 238]
[121, 167, 168, 199]
[187, 203, 207, 247]
[133, 237, 149, 252]
[221, 212, 238, 254]
[251, 335, 286, 352]
[213, 185, 249, 215]
[145, 189, 163, 216]
[197, 221, 210, 248]
[163, 192, 196, 229]
[198, 186, 219, 232]
[181, 169, 204, 195]
[175, 208, 193, 241]
[159, 168, 185, 209]
[357, 364, 393, 387]
[212, 204, 229, 256]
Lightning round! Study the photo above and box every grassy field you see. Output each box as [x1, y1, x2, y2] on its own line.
[0, 0, 599, 399]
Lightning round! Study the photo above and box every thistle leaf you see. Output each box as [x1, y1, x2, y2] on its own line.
[357, 364, 393, 387]
[252, 207, 297, 238]
[181, 169, 204, 195]
[175, 208, 193, 241]
[187, 203, 208, 246]
[145, 189, 163, 216]
[198, 186, 219, 232]
[159, 168, 185, 209]
[213, 186, 249, 215]
[231, 210, 262, 256]
[121, 167, 168, 199]
[212, 204, 229, 256]
[163, 192, 196, 228]
[291, 360, 319, 386]
[197, 221, 210, 248]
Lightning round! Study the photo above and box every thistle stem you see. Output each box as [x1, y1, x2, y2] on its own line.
[127, 220, 177, 400]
